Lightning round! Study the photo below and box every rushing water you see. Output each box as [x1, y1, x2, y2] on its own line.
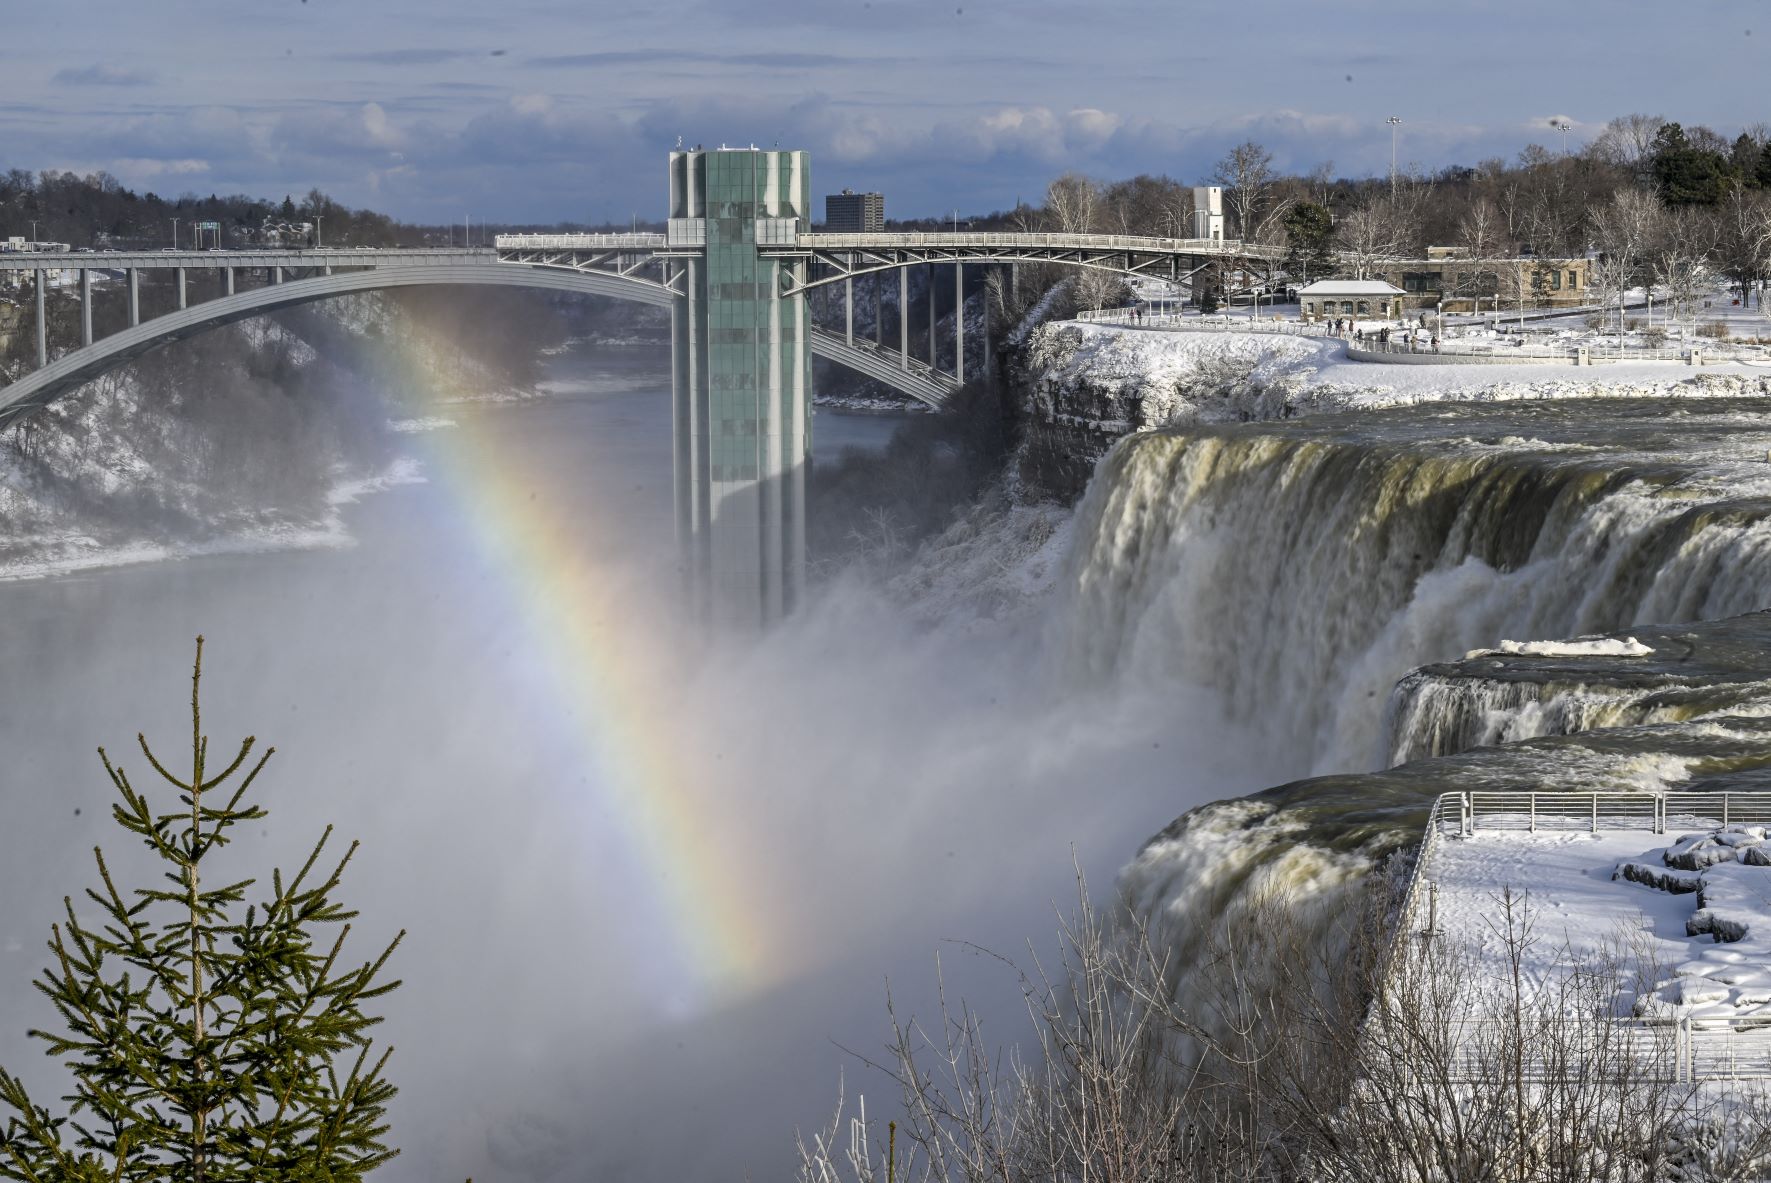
[1058, 397, 1771, 1024]
[0, 346, 1284, 1183]
[14, 340, 1771, 1180]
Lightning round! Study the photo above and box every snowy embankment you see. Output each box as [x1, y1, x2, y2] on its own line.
[1467, 636, 1657, 659]
[0, 301, 485, 584]
[1430, 824, 1771, 1028]
[1022, 320, 1771, 434]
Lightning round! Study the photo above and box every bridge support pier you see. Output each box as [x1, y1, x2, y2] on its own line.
[33, 270, 45, 369]
[955, 262, 965, 385]
[669, 147, 811, 628]
[176, 267, 187, 310]
[845, 267, 853, 347]
[127, 269, 140, 328]
[899, 266, 908, 369]
[874, 271, 882, 348]
[927, 262, 936, 370]
[79, 269, 91, 347]
[224, 268, 235, 296]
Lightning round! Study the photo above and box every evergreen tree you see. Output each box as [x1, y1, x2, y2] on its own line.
[1280, 201, 1336, 281]
[0, 639, 404, 1183]
[1651, 121, 1732, 205]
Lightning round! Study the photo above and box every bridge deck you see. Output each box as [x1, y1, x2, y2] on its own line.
[0, 248, 494, 270]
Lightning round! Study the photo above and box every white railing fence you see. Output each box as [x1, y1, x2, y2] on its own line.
[1073, 307, 1771, 364]
[1440, 790, 1771, 836]
[1074, 307, 1330, 338]
[495, 233, 668, 250]
[1433, 1017, 1771, 1084]
[1381, 790, 1771, 1082]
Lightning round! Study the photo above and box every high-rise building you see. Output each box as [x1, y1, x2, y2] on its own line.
[667, 148, 813, 624]
[824, 189, 884, 232]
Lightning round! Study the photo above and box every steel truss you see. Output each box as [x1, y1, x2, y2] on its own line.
[495, 246, 688, 299]
[767, 244, 1277, 297]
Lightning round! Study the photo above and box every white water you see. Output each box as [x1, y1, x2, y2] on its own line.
[0, 348, 1279, 1183]
[1059, 402, 1771, 775]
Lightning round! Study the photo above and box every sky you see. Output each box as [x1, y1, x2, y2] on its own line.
[6, 0, 1768, 225]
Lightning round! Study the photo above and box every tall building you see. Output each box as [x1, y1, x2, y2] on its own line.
[824, 189, 884, 232]
[667, 148, 813, 625]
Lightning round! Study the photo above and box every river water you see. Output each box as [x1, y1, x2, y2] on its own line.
[20, 341, 1764, 1181]
[0, 345, 1280, 1182]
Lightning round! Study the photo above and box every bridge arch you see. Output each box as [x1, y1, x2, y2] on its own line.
[0, 263, 952, 422]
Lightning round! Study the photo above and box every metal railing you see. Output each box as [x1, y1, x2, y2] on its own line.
[1436, 1018, 1771, 1083]
[1441, 791, 1771, 836]
[1380, 790, 1771, 1082]
[494, 233, 667, 250]
[797, 231, 1268, 256]
[1074, 307, 1331, 338]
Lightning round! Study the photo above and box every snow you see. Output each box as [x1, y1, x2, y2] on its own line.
[1027, 320, 1771, 432]
[1466, 636, 1656, 659]
[1427, 825, 1771, 1027]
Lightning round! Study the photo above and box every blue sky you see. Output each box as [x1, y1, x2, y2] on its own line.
[6, 0, 1764, 223]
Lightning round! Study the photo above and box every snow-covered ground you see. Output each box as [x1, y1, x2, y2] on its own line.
[1027, 319, 1771, 432]
[1428, 824, 1771, 1027]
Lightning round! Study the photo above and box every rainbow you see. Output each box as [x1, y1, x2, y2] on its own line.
[378, 329, 788, 1011]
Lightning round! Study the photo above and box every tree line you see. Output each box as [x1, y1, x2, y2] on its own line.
[993, 113, 1771, 319]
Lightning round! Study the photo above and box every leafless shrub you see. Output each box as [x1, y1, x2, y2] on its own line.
[801, 874, 1771, 1183]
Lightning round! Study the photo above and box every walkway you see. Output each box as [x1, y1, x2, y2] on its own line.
[1394, 792, 1771, 1082]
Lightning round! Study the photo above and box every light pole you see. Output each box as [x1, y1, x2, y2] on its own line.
[315, 214, 322, 248]
[171, 218, 179, 249]
[1551, 119, 1571, 157]
[1387, 116, 1402, 187]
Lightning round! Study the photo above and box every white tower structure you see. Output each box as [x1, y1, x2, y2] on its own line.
[1191, 186, 1224, 242]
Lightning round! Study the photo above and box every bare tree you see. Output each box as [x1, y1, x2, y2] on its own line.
[1588, 113, 1669, 177]
[1043, 172, 1099, 234]
[1336, 193, 1417, 279]
[1655, 208, 1721, 330]
[1715, 183, 1771, 307]
[1457, 198, 1507, 259]
[1211, 141, 1282, 241]
[1590, 187, 1667, 333]
[1035, 174, 1127, 311]
[800, 873, 1771, 1183]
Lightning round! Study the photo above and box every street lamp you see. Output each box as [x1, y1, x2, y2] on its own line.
[171, 218, 179, 249]
[1387, 116, 1402, 187]
[1550, 119, 1571, 157]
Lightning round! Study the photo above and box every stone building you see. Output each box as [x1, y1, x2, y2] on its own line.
[1376, 248, 1592, 313]
[1298, 279, 1405, 320]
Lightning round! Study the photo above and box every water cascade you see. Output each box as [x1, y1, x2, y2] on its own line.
[1061, 397, 1771, 775]
[1056, 396, 1771, 1004]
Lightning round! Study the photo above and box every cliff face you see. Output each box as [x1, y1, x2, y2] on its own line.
[1006, 322, 1330, 502]
[0, 288, 590, 576]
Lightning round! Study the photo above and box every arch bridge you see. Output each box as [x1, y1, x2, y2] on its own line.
[0, 149, 1277, 624]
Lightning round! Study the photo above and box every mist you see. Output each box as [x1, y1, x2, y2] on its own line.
[0, 335, 1285, 1182]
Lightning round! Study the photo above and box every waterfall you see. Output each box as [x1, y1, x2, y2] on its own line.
[1055, 396, 1771, 1017]
[1059, 397, 1771, 775]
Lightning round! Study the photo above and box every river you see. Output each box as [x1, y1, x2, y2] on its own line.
[0, 343, 1281, 1182]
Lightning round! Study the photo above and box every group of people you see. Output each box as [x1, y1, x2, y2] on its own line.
[1350, 325, 1438, 351]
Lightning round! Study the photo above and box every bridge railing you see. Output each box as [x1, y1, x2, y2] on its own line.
[795, 231, 1262, 255]
[495, 233, 667, 250]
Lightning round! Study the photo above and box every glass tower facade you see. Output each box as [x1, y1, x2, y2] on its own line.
[668, 149, 812, 626]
